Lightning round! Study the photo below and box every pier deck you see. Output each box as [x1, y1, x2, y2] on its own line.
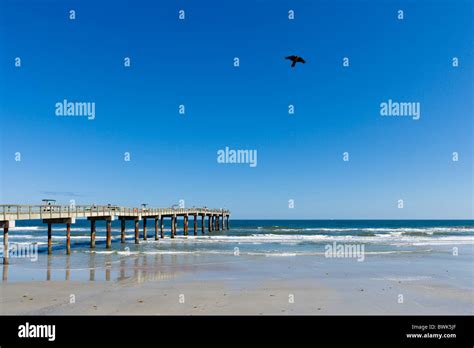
[0, 204, 230, 264]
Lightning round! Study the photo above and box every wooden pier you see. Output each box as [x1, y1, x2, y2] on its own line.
[0, 205, 230, 264]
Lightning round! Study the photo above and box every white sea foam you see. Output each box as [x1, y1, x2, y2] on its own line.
[5, 233, 471, 246]
[144, 250, 426, 257]
[265, 252, 297, 257]
[52, 236, 107, 240]
[143, 251, 204, 255]
[261, 227, 474, 233]
[163, 233, 474, 246]
[116, 251, 140, 256]
[11, 226, 45, 231]
[5, 234, 38, 239]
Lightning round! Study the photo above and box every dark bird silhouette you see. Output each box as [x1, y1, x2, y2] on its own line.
[285, 55, 306, 67]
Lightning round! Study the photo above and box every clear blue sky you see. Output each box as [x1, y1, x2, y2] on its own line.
[0, 0, 472, 219]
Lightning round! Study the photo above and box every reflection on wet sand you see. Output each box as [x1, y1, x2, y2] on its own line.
[132, 255, 179, 283]
[89, 252, 95, 281]
[2, 251, 199, 282]
[105, 254, 111, 281]
[2, 263, 8, 281]
[120, 259, 125, 279]
[65, 255, 70, 281]
[47, 255, 52, 281]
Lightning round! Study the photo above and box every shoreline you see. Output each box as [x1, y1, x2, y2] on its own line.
[1, 253, 472, 315]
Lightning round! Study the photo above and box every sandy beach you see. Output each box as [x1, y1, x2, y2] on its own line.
[1, 251, 473, 315]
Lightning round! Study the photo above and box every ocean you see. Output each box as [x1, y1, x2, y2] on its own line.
[2, 219, 473, 282]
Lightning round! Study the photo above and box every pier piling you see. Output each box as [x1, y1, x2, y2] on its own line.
[171, 215, 176, 238]
[184, 215, 189, 236]
[2, 222, 9, 265]
[48, 222, 53, 254]
[160, 216, 164, 238]
[120, 219, 126, 243]
[174, 216, 177, 236]
[193, 214, 197, 235]
[43, 218, 75, 255]
[155, 217, 159, 240]
[90, 220, 96, 248]
[134, 219, 139, 244]
[106, 219, 112, 249]
[143, 218, 147, 241]
[66, 222, 71, 254]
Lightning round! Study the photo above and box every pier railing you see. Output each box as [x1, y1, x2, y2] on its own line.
[0, 205, 230, 221]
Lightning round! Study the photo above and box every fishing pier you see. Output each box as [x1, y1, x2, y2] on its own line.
[0, 204, 231, 264]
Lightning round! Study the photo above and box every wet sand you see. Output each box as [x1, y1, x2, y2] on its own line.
[1, 252, 473, 315]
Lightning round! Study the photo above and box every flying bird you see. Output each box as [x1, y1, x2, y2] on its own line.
[285, 55, 306, 67]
